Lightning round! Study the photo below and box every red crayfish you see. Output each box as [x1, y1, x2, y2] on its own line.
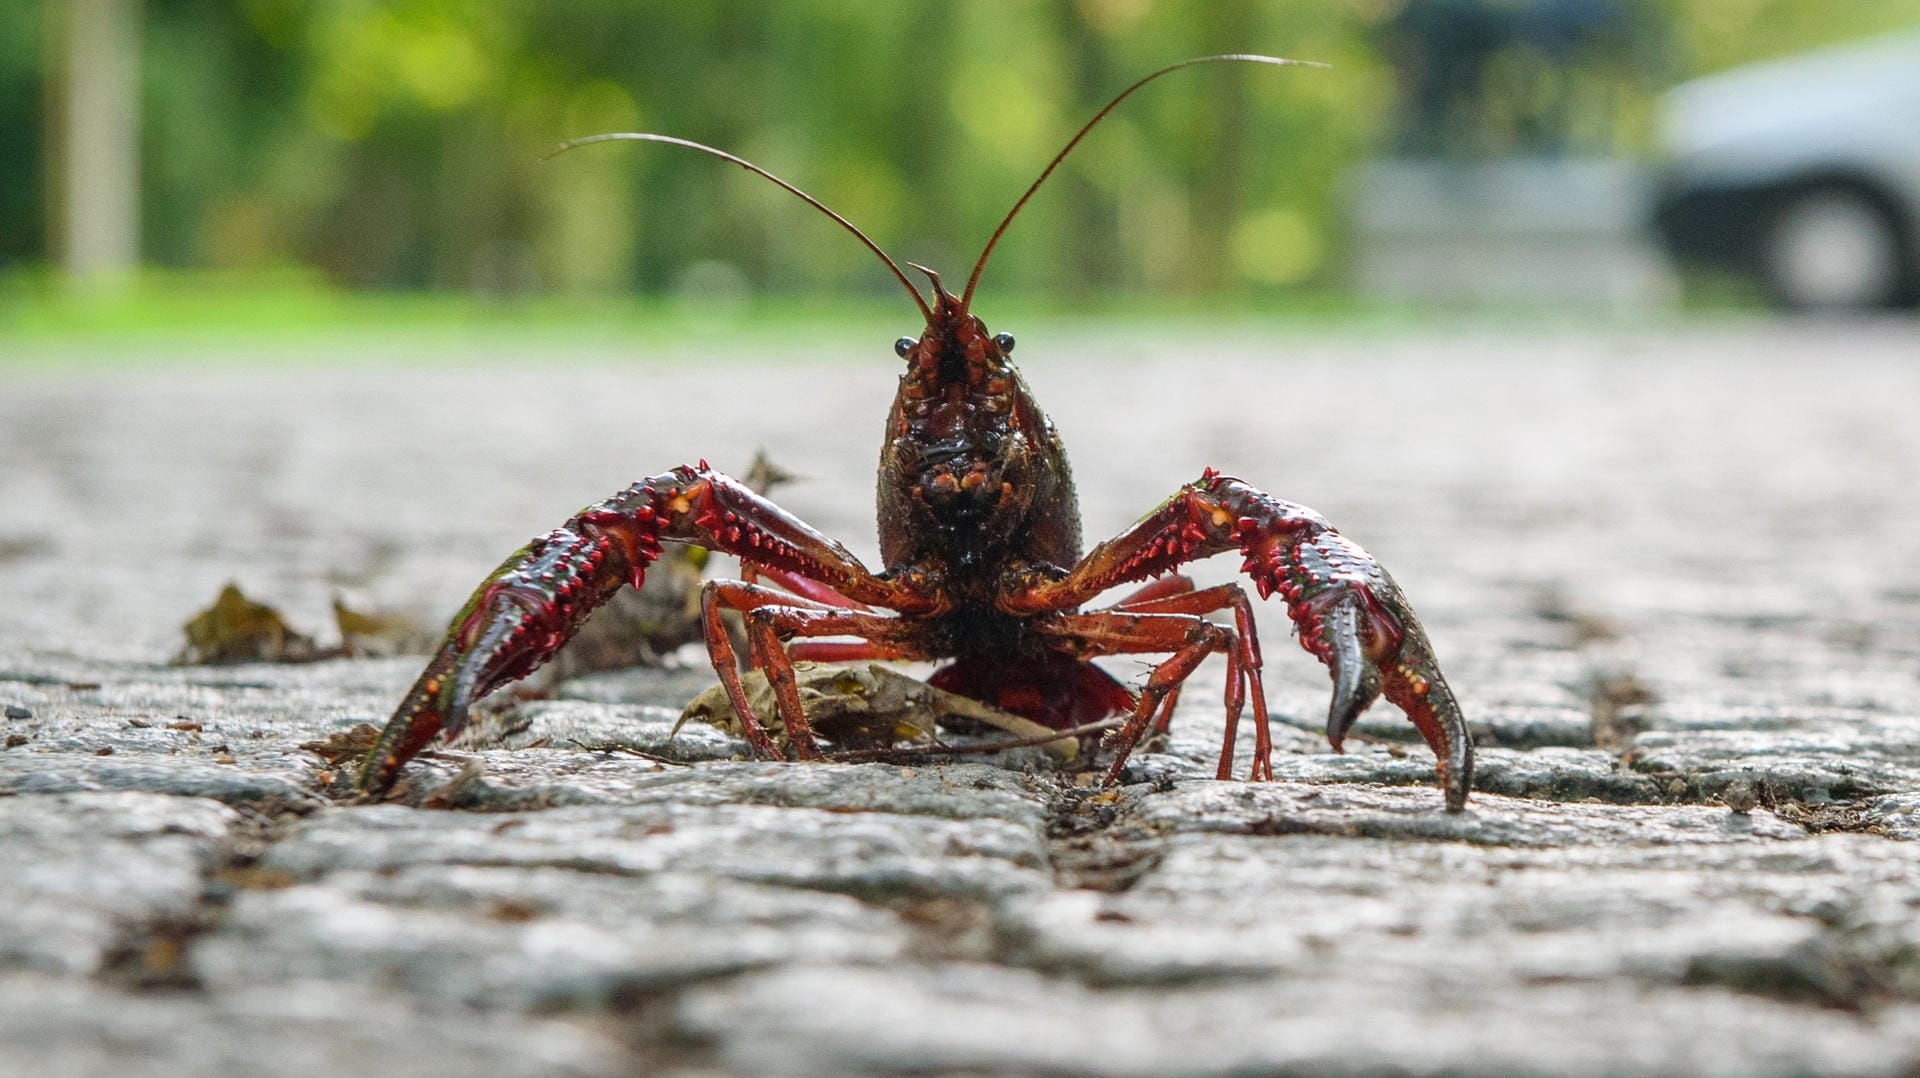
[358, 55, 1473, 811]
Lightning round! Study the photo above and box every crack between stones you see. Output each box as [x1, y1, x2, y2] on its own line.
[1039, 775, 1168, 894]
[96, 803, 306, 993]
[1562, 648, 1895, 831]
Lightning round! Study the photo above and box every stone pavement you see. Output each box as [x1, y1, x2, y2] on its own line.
[3, 319, 1920, 1076]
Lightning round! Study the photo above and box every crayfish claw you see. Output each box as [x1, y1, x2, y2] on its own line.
[1310, 585, 1472, 812]
[356, 506, 657, 797]
[356, 650, 465, 797]
[1321, 595, 1383, 753]
[1212, 474, 1473, 811]
[1327, 581, 1473, 813]
[1382, 637, 1474, 813]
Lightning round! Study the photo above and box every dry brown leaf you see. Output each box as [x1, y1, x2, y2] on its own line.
[299, 723, 382, 764]
[678, 662, 1077, 762]
[174, 583, 332, 665]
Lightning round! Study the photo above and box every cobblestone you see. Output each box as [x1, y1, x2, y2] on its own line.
[4, 320, 1920, 1075]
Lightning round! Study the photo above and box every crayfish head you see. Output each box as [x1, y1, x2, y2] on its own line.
[896, 279, 1015, 390]
[883, 281, 1051, 560]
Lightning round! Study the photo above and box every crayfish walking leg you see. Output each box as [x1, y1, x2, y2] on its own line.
[1032, 608, 1255, 783]
[1006, 470, 1473, 811]
[697, 578, 932, 760]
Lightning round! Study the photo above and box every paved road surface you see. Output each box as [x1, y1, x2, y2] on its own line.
[4, 319, 1920, 1076]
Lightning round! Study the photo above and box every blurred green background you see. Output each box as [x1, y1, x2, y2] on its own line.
[5, 0, 1920, 345]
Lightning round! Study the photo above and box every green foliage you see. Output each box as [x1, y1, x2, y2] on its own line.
[17, 1, 1402, 297]
[12, 1, 1920, 301]
[1659, 0, 1920, 73]
[0, 4, 44, 267]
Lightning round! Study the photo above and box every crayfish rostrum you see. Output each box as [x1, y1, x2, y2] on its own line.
[358, 55, 1474, 811]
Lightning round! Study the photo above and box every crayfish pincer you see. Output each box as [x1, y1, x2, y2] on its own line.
[357, 54, 1474, 812]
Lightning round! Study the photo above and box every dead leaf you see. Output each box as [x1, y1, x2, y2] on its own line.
[678, 662, 1078, 762]
[332, 597, 429, 657]
[299, 723, 381, 765]
[173, 583, 332, 665]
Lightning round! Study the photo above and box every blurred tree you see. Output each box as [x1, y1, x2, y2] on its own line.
[14, 0, 1920, 301]
[0, 4, 44, 270]
[1658, 0, 1920, 74]
[49, 0, 143, 292]
[1380, 0, 1658, 157]
[143, 1, 312, 275]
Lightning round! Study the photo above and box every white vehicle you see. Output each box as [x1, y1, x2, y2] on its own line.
[1652, 30, 1920, 310]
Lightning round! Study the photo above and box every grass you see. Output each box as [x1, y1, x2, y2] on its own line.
[0, 266, 1759, 368]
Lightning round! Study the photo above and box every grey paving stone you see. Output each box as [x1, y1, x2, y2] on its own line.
[674, 962, 1920, 1078]
[0, 974, 633, 1078]
[1869, 792, 1920, 838]
[1120, 780, 1811, 846]
[1007, 822, 1920, 995]
[6, 324, 1920, 1075]
[260, 796, 1052, 900]
[0, 753, 322, 810]
[1628, 726, 1920, 802]
[191, 865, 914, 1010]
[0, 792, 236, 976]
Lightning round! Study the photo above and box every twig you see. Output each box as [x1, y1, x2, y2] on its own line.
[821, 717, 1123, 762]
[562, 739, 695, 767]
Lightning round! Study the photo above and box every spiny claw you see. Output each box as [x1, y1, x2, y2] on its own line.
[1291, 580, 1472, 811]
[356, 519, 654, 797]
[1382, 635, 1473, 813]
[1320, 594, 1383, 751]
[1301, 580, 1471, 812]
[1212, 474, 1473, 812]
[357, 648, 469, 798]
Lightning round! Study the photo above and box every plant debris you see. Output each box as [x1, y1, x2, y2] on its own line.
[299, 723, 383, 765]
[677, 662, 1079, 762]
[173, 583, 331, 665]
[175, 584, 425, 665]
[332, 598, 430, 657]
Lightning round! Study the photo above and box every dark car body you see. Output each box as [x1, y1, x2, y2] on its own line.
[1652, 31, 1920, 309]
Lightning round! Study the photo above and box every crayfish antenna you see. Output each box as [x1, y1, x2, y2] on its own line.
[548, 132, 933, 323]
[959, 53, 1327, 313]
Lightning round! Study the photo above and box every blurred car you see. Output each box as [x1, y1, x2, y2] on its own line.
[1652, 30, 1920, 310]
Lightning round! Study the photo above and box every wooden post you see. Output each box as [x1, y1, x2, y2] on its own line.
[51, 0, 141, 292]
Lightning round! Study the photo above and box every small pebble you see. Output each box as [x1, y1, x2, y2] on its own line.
[1721, 778, 1759, 816]
[4, 705, 30, 720]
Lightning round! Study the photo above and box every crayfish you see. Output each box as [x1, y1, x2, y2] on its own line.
[358, 55, 1474, 811]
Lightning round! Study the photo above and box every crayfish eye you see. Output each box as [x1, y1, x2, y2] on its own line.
[993, 332, 1015, 354]
[895, 336, 916, 358]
